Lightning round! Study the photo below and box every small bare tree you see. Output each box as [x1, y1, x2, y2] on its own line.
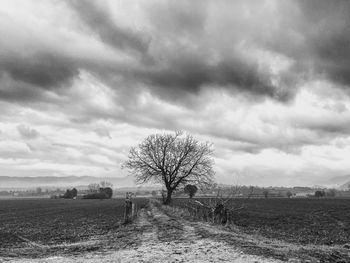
[88, 183, 100, 193]
[100, 181, 113, 188]
[263, 189, 269, 198]
[248, 186, 255, 198]
[186, 186, 244, 224]
[123, 131, 215, 204]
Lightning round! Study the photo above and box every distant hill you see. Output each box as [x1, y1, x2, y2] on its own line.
[329, 175, 350, 184]
[339, 181, 350, 190]
[0, 176, 135, 190]
[321, 174, 350, 189]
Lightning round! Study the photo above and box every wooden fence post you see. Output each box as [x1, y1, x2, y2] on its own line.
[124, 192, 133, 224]
[131, 202, 135, 219]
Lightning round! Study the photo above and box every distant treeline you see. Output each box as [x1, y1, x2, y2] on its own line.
[2, 184, 350, 199]
[152, 185, 350, 199]
[189, 185, 348, 198]
[50, 186, 113, 199]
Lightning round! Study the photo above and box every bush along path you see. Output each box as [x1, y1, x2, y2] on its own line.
[5, 200, 350, 263]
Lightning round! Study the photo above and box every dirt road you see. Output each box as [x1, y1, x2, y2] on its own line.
[5, 201, 283, 263]
[113, 202, 282, 263]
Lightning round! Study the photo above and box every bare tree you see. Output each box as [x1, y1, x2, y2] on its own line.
[248, 186, 254, 198]
[88, 183, 100, 193]
[36, 187, 42, 195]
[100, 181, 113, 188]
[263, 189, 269, 198]
[123, 131, 215, 204]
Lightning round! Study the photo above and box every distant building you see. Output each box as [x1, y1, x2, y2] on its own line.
[294, 192, 309, 198]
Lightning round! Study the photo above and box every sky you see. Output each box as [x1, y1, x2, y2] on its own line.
[0, 0, 350, 187]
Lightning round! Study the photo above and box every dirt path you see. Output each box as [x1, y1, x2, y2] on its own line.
[114, 202, 281, 263]
[4, 201, 283, 263]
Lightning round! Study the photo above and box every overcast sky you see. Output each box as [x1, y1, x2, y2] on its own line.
[1, 0, 350, 187]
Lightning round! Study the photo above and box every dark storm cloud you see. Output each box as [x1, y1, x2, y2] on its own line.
[135, 0, 293, 102]
[300, 0, 350, 87]
[2, 0, 350, 186]
[137, 53, 289, 101]
[68, 0, 149, 54]
[266, 0, 350, 89]
[0, 52, 78, 89]
[0, 78, 43, 102]
[1, 0, 350, 121]
[0, 0, 295, 107]
[62, 0, 294, 104]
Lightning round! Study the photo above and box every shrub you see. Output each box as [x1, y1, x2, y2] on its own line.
[83, 187, 113, 199]
[184, 184, 198, 198]
[315, 190, 325, 198]
[100, 187, 113, 199]
[61, 188, 78, 199]
[286, 191, 293, 198]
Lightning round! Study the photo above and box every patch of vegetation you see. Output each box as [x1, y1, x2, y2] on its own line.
[83, 187, 113, 199]
[61, 188, 77, 199]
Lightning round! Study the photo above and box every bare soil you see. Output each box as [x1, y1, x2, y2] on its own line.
[1, 200, 350, 263]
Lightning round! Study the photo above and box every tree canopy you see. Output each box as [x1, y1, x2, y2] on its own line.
[184, 184, 198, 198]
[123, 131, 215, 204]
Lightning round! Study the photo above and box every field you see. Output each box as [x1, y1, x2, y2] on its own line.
[1, 197, 350, 262]
[0, 198, 147, 258]
[172, 197, 350, 246]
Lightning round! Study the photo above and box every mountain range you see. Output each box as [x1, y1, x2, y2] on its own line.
[0, 176, 136, 190]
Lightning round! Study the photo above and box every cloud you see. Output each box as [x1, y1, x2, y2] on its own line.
[17, 124, 40, 139]
[57, 0, 297, 104]
[94, 127, 112, 139]
[132, 0, 296, 102]
[261, 0, 350, 89]
[68, 0, 149, 55]
[1, 0, 350, 106]
[0, 0, 350, 186]
[0, 52, 78, 89]
[136, 52, 289, 101]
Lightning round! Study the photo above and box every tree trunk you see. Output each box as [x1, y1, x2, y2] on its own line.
[163, 189, 173, 205]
